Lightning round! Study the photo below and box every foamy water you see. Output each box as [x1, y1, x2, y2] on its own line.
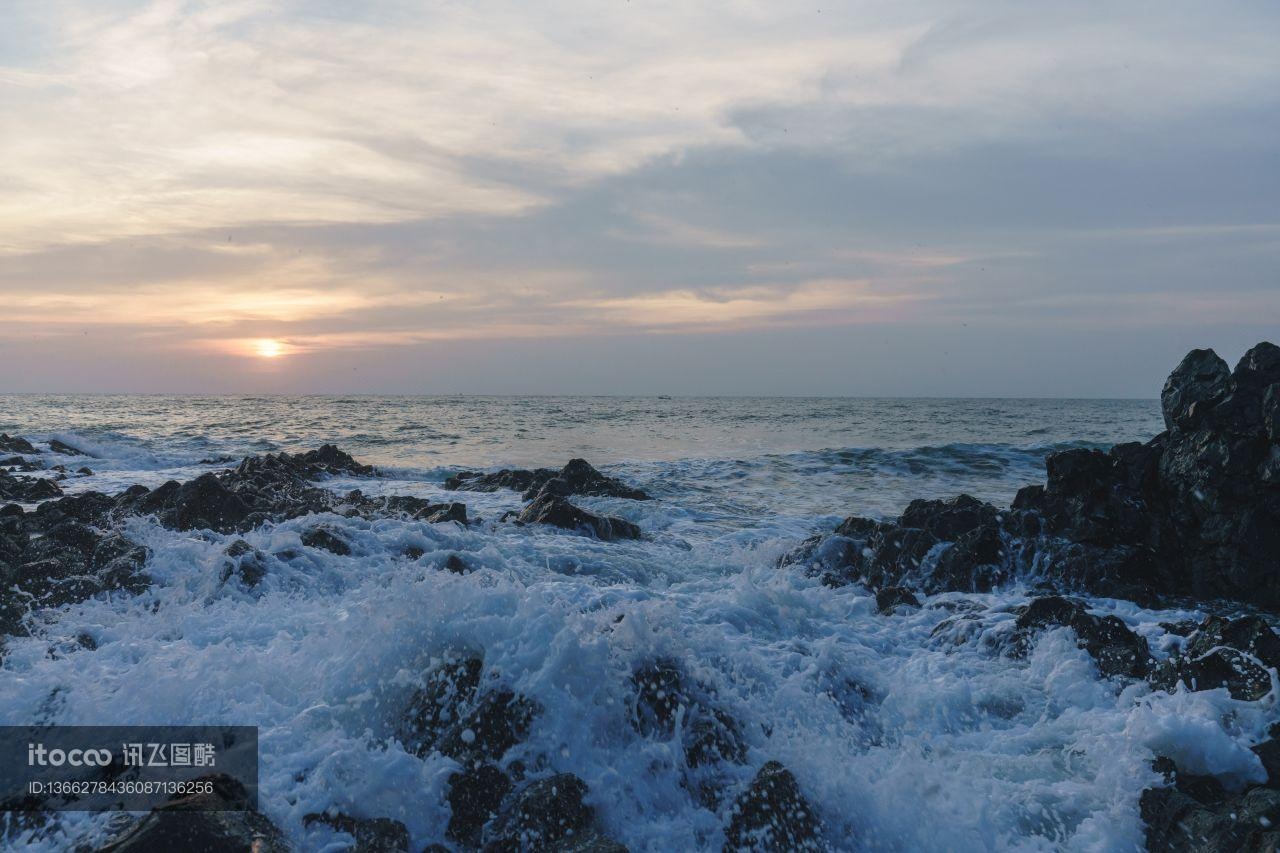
[4, 395, 1273, 851]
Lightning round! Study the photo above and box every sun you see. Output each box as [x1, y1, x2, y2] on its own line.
[253, 338, 286, 358]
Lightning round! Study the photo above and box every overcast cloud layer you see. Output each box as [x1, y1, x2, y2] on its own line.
[1, 0, 1277, 395]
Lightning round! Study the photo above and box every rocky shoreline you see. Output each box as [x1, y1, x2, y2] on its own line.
[1, 343, 1278, 851]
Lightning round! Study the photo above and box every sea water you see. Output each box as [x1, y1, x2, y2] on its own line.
[2, 395, 1272, 851]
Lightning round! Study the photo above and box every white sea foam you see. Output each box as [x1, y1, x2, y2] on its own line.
[3, 397, 1273, 850]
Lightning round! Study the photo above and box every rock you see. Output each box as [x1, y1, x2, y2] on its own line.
[446, 459, 649, 501]
[304, 812, 410, 852]
[400, 655, 484, 757]
[0, 471, 63, 502]
[96, 774, 288, 852]
[437, 689, 541, 766]
[1161, 348, 1232, 431]
[723, 761, 822, 852]
[482, 773, 596, 852]
[219, 539, 268, 587]
[785, 342, 1280, 613]
[421, 502, 467, 524]
[900, 494, 997, 540]
[447, 763, 512, 847]
[524, 459, 650, 501]
[1141, 757, 1280, 852]
[0, 515, 150, 636]
[630, 660, 746, 772]
[48, 439, 91, 457]
[444, 554, 470, 574]
[163, 474, 253, 532]
[875, 586, 920, 614]
[0, 434, 38, 455]
[516, 495, 640, 541]
[1012, 596, 1151, 678]
[1150, 647, 1272, 701]
[1148, 615, 1280, 701]
[301, 525, 351, 556]
[928, 523, 1007, 593]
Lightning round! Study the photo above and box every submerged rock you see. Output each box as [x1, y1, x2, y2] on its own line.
[399, 655, 485, 757]
[303, 812, 410, 852]
[723, 761, 822, 852]
[1011, 596, 1152, 679]
[1141, 756, 1280, 852]
[301, 525, 351, 556]
[483, 773, 626, 852]
[517, 495, 641, 541]
[448, 763, 512, 847]
[875, 586, 920, 614]
[1147, 614, 1280, 701]
[437, 688, 541, 766]
[96, 774, 288, 852]
[48, 439, 91, 457]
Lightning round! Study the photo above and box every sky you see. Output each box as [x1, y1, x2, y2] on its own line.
[1, 0, 1278, 396]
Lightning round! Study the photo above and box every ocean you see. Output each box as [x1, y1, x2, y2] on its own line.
[6, 394, 1263, 851]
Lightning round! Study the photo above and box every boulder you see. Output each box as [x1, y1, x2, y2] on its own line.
[48, 439, 91, 457]
[1161, 349, 1231, 431]
[95, 774, 287, 852]
[874, 586, 920, 614]
[516, 495, 641, 541]
[482, 773, 599, 852]
[722, 761, 822, 852]
[0, 434, 37, 455]
[1148, 615, 1280, 701]
[437, 689, 541, 766]
[447, 763, 512, 847]
[446, 459, 649, 501]
[301, 525, 351, 556]
[399, 655, 484, 757]
[0, 471, 62, 502]
[303, 812, 409, 852]
[1011, 596, 1152, 678]
[1141, 757, 1280, 852]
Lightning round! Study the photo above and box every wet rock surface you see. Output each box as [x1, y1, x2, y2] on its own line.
[517, 495, 642, 541]
[785, 341, 1280, 613]
[446, 458, 649, 501]
[0, 470, 63, 502]
[1148, 615, 1280, 701]
[723, 761, 822, 852]
[1142, 755, 1280, 852]
[303, 811, 411, 852]
[95, 774, 288, 852]
[1011, 596, 1153, 679]
[0, 434, 39, 455]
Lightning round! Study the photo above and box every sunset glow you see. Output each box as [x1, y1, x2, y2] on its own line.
[253, 339, 286, 359]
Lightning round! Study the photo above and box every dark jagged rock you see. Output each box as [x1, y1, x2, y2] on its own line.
[437, 689, 541, 766]
[630, 660, 746, 774]
[0, 513, 150, 636]
[96, 774, 287, 852]
[1148, 615, 1280, 701]
[400, 655, 485, 757]
[0, 471, 63, 502]
[48, 439, 91, 457]
[786, 342, 1280, 612]
[1011, 596, 1152, 679]
[447, 763, 512, 847]
[1, 455, 41, 472]
[444, 554, 470, 574]
[0, 434, 38, 455]
[723, 761, 822, 852]
[303, 812, 410, 852]
[369, 495, 466, 524]
[929, 523, 1008, 593]
[517, 495, 641, 541]
[875, 586, 920, 614]
[301, 525, 351, 556]
[1141, 757, 1280, 852]
[163, 474, 253, 531]
[218, 540, 267, 587]
[446, 458, 649, 501]
[482, 773, 626, 853]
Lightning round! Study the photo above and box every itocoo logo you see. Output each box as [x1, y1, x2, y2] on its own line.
[27, 743, 113, 767]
